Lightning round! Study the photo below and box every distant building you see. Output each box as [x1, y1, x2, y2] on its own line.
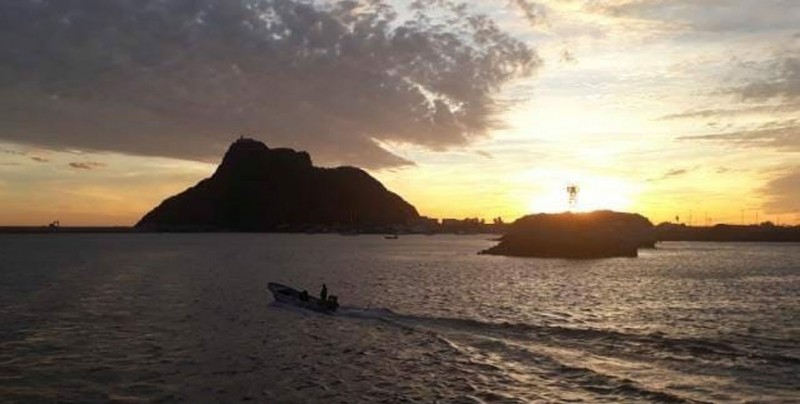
[407, 216, 439, 233]
[441, 218, 484, 233]
[441, 218, 460, 228]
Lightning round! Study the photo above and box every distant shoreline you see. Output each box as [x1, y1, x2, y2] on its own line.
[1, 225, 799, 242]
[0, 226, 494, 235]
[0, 226, 140, 234]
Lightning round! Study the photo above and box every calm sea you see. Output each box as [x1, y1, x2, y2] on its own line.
[1, 234, 798, 403]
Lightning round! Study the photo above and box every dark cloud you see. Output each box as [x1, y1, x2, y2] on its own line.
[69, 161, 106, 170]
[475, 150, 493, 158]
[0, 0, 538, 169]
[732, 56, 800, 101]
[30, 156, 49, 163]
[679, 124, 800, 152]
[761, 166, 800, 214]
[512, 0, 547, 27]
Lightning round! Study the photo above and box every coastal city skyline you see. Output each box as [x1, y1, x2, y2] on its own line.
[1, 1, 798, 226]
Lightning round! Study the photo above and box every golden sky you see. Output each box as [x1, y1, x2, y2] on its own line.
[1, 1, 798, 226]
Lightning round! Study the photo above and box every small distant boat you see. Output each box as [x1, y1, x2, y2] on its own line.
[384, 234, 399, 239]
[267, 282, 339, 313]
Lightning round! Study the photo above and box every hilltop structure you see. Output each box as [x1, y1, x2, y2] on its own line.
[137, 138, 419, 231]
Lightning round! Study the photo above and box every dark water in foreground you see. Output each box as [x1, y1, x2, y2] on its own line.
[0, 234, 798, 403]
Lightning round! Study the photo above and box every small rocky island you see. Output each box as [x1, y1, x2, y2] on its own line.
[137, 138, 419, 231]
[481, 211, 655, 258]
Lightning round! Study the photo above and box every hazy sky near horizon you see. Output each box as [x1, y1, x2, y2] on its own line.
[1, 0, 798, 226]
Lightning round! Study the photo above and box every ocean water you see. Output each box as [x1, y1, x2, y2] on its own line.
[0, 234, 798, 403]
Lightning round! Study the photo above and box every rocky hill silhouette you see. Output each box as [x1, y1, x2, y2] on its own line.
[137, 138, 419, 231]
[481, 211, 655, 258]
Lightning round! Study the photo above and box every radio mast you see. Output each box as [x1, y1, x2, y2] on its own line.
[566, 183, 579, 211]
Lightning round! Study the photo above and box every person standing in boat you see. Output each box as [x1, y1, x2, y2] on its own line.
[320, 283, 328, 302]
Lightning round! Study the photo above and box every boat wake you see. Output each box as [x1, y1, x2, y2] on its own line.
[337, 306, 398, 319]
[333, 306, 798, 403]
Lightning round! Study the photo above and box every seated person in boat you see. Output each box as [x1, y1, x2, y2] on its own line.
[328, 295, 339, 309]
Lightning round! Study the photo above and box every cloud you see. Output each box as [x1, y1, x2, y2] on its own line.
[511, 0, 547, 27]
[69, 161, 106, 170]
[1, 148, 26, 156]
[679, 124, 800, 152]
[732, 56, 800, 101]
[658, 103, 800, 120]
[584, 0, 800, 34]
[0, 0, 539, 169]
[0, 146, 50, 162]
[559, 48, 577, 64]
[662, 168, 688, 178]
[761, 166, 800, 214]
[647, 166, 693, 182]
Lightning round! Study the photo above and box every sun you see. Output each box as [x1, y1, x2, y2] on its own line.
[524, 171, 636, 214]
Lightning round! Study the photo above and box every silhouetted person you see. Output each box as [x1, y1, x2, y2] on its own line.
[320, 283, 328, 302]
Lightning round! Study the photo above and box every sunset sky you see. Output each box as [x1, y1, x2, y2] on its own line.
[1, 0, 798, 226]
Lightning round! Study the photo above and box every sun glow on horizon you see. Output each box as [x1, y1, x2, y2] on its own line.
[523, 170, 637, 214]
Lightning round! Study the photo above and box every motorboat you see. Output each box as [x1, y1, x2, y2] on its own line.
[267, 282, 339, 313]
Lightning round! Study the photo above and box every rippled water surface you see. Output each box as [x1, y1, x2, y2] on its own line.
[1, 234, 798, 403]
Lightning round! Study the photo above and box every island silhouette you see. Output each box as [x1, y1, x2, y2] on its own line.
[481, 211, 656, 259]
[136, 138, 419, 232]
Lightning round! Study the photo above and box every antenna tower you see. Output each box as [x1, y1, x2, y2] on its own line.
[566, 183, 579, 211]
